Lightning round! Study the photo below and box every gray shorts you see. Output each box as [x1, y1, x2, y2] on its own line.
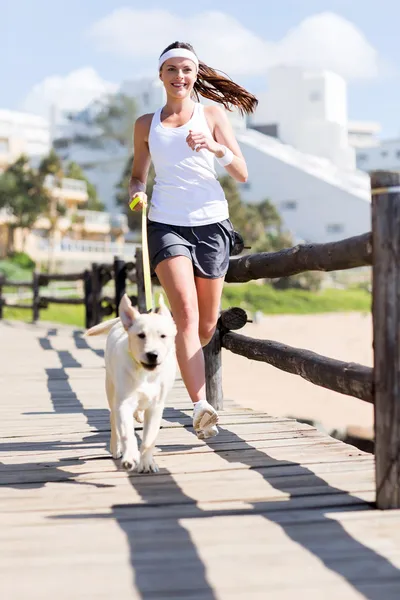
[147, 218, 235, 279]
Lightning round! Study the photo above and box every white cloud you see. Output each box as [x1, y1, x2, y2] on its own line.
[21, 67, 119, 119]
[275, 12, 380, 79]
[87, 9, 382, 80]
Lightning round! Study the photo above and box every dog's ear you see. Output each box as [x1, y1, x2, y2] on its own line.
[119, 294, 140, 331]
[156, 293, 171, 318]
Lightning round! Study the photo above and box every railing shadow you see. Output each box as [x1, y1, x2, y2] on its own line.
[0, 329, 218, 599]
[5, 326, 398, 598]
[163, 407, 400, 598]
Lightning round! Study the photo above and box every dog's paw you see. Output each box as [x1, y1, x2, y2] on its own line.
[121, 451, 140, 471]
[137, 454, 159, 474]
[134, 409, 144, 424]
[110, 442, 122, 459]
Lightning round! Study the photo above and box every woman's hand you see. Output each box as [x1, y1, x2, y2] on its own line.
[186, 130, 224, 156]
[129, 191, 148, 212]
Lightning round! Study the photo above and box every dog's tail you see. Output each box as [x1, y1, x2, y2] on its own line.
[85, 317, 120, 337]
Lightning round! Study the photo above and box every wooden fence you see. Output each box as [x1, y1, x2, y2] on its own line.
[203, 170, 399, 510]
[0, 171, 398, 509]
[0, 256, 139, 328]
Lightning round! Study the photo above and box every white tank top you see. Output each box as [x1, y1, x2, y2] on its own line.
[148, 102, 229, 226]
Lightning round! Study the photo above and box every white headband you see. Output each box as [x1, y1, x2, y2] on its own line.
[159, 48, 199, 71]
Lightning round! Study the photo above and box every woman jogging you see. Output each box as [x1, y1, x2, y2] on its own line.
[129, 41, 258, 439]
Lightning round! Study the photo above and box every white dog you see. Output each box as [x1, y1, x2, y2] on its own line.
[85, 293, 177, 473]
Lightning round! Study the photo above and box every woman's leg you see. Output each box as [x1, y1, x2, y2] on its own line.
[155, 255, 205, 403]
[195, 276, 225, 347]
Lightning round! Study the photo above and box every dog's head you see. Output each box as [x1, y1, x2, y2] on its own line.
[119, 294, 177, 371]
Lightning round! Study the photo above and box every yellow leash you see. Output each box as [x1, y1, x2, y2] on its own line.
[129, 196, 153, 312]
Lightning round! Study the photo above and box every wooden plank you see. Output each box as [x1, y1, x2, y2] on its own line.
[0, 455, 374, 486]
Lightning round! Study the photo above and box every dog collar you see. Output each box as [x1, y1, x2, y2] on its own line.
[127, 349, 142, 368]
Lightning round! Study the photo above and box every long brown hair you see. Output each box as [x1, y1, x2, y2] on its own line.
[159, 41, 258, 115]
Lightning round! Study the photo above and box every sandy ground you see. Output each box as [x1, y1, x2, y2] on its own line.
[221, 312, 373, 436]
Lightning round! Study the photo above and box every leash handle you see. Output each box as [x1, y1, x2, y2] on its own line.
[130, 195, 153, 312]
[129, 195, 141, 211]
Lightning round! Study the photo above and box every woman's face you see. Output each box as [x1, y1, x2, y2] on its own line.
[160, 57, 197, 99]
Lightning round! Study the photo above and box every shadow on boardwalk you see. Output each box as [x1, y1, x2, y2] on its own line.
[0, 328, 217, 599]
[1, 327, 399, 598]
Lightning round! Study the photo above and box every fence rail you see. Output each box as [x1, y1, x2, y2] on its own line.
[226, 231, 372, 283]
[0, 255, 138, 327]
[221, 328, 374, 402]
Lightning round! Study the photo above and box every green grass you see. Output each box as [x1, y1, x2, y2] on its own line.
[3, 304, 86, 327]
[2, 283, 371, 327]
[221, 283, 371, 315]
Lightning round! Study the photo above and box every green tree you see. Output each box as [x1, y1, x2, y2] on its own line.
[38, 148, 63, 178]
[0, 155, 49, 254]
[115, 154, 155, 231]
[218, 176, 292, 252]
[64, 161, 104, 211]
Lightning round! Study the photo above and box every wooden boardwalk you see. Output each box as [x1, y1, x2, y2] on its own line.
[1, 320, 400, 600]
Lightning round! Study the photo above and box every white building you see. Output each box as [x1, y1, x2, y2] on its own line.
[240, 66, 371, 242]
[55, 66, 372, 244]
[0, 109, 51, 170]
[249, 67, 359, 170]
[355, 139, 400, 173]
[348, 121, 381, 150]
[231, 128, 370, 243]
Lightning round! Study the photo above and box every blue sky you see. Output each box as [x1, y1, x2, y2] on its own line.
[2, 0, 400, 137]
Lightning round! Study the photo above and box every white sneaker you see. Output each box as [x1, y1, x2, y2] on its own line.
[197, 425, 219, 440]
[193, 399, 219, 433]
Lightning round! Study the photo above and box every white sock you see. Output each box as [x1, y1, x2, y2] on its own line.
[193, 398, 209, 411]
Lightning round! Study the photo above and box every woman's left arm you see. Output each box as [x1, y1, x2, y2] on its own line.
[186, 105, 248, 183]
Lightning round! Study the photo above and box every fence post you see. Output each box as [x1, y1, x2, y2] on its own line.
[114, 256, 126, 316]
[0, 274, 4, 320]
[32, 271, 40, 323]
[203, 322, 224, 411]
[90, 263, 102, 326]
[371, 170, 400, 509]
[135, 247, 146, 313]
[83, 269, 92, 329]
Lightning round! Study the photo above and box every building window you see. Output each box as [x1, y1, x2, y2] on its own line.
[396, 150, 400, 159]
[326, 223, 344, 234]
[281, 200, 297, 210]
[381, 150, 388, 158]
[0, 138, 9, 153]
[358, 153, 368, 162]
[309, 91, 321, 102]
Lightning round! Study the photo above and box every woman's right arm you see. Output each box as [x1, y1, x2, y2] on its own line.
[129, 114, 153, 211]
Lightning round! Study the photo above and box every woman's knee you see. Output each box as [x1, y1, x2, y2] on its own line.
[198, 319, 217, 347]
[173, 301, 199, 333]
